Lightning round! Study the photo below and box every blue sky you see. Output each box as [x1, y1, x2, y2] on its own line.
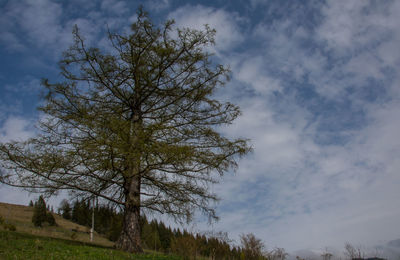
[1, 0, 400, 258]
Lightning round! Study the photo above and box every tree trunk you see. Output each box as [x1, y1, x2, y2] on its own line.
[116, 108, 143, 252]
[116, 177, 143, 253]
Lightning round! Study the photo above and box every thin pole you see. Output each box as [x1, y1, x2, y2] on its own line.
[90, 197, 94, 242]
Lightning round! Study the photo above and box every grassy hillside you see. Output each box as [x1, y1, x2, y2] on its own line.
[0, 202, 182, 259]
[0, 202, 113, 247]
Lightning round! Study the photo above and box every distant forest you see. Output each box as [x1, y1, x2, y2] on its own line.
[56, 198, 243, 259]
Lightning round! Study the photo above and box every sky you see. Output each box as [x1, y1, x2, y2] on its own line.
[1, 0, 400, 258]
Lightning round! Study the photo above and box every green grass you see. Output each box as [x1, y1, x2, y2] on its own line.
[0, 202, 113, 247]
[0, 230, 182, 260]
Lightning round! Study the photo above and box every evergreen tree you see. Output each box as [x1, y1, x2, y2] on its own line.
[141, 219, 161, 250]
[32, 196, 47, 227]
[59, 199, 72, 220]
[32, 196, 56, 227]
[46, 212, 56, 226]
[158, 221, 172, 252]
[71, 200, 80, 223]
[107, 212, 123, 242]
[72, 199, 90, 226]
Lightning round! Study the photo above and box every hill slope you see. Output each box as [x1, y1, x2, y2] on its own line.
[0, 201, 113, 247]
[0, 202, 184, 259]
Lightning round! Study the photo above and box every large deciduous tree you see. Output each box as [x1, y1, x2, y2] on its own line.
[0, 9, 250, 253]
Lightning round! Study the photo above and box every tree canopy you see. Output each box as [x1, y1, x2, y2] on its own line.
[0, 8, 250, 252]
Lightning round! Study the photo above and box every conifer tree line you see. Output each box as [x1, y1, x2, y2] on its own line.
[58, 199, 256, 259]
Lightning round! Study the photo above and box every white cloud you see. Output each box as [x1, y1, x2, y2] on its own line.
[316, 0, 400, 84]
[316, 1, 400, 53]
[0, 117, 35, 142]
[0, 0, 73, 58]
[235, 56, 283, 95]
[317, 1, 369, 50]
[6, 0, 65, 46]
[0, 0, 135, 58]
[190, 1, 400, 254]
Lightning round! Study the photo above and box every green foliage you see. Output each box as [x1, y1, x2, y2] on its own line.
[32, 196, 47, 227]
[63, 201, 243, 259]
[158, 221, 172, 252]
[0, 6, 250, 217]
[0, 7, 251, 252]
[107, 215, 122, 242]
[63, 198, 123, 242]
[32, 196, 56, 227]
[46, 212, 56, 226]
[71, 199, 90, 226]
[59, 199, 72, 220]
[142, 220, 162, 251]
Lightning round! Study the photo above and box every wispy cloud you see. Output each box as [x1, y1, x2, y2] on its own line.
[1, 0, 68, 53]
[189, 0, 400, 254]
[146, 0, 170, 12]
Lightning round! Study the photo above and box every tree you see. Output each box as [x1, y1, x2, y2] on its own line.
[240, 233, 267, 260]
[0, 8, 250, 253]
[142, 219, 161, 250]
[32, 196, 47, 227]
[268, 247, 289, 260]
[71, 199, 90, 226]
[32, 195, 56, 227]
[59, 199, 72, 220]
[344, 242, 366, 260]
[157, 221, 172, 252]
[46, 211, 56, 226]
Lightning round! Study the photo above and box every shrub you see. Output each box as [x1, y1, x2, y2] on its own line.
[4, 222, 16, 231]
[70, 231, 77, 240]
